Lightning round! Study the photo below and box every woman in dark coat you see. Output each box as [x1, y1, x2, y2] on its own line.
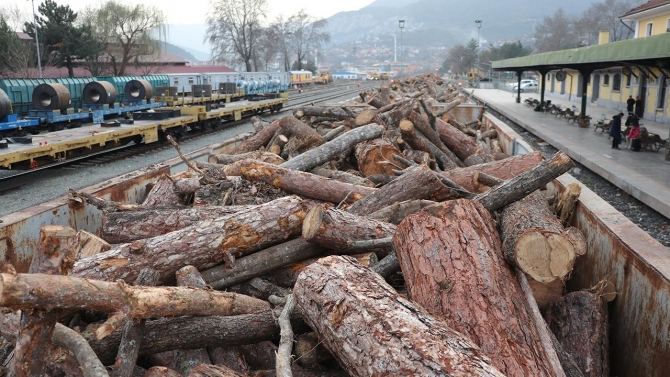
[635, 96, 644, 118]
[609, 113, 623, 149]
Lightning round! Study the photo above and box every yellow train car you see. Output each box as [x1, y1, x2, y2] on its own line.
[290, 70, 314, 87]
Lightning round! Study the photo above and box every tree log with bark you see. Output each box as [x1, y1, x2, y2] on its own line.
[293, 255, 505, 376]
[232, 120, 280, 154]
[354, 138, 408, 177]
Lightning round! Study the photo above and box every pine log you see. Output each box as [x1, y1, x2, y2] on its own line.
[403, 149, 433, 167]
[112, 269, 160, 377]
[142, 175, 183, 207]
[277, 294, 295, 377]
[500, 191, 577, 284]
[11, 225, 79, 377]
[72, 196, 311, 284]
[0, 273, 270, 319]
[354, 109, 383, 127]
[311, 165, 375, 187]
[393, 199, 559, 377]
[367, 199, 436, 224]
[52, 324, 109, 377]
[208, 151, 285, 165]
[555, 183, 582, 226]
[440, 150, 544, 193]
[279, 115, 324, 155]
[294, 332, 332, 368]
[303, 204, 396, 256]
[174, 266, 212, 376]
[102, 205, 256, 244]
[409, 110, 464, 167]
[206, 347, 248, 375]
[239, 160, 375, 204]
[399, 119, 457, 170]
[232, 120, 280, 154]
[294, 106, 354, 120]
[435, 117, 491, 162]
[474, 150, 575, 212]
[86, 309, 306, 365]
[545, 292, 609, 377]
[76, 230, 111, 259]
[565, 227, 587, 257]
[354, 138, 408, 177]
[293, 255, 505, 376]
[228, 277, 293, 301]
[238, 342, 278, 371]
[188, 364, 246, 377]
[529, 277, 565, 310]
[280, 123, 384, 172]
[348, 165, 453, 215]
[201, 238, 324, 289]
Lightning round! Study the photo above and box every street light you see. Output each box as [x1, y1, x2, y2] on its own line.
[30, 0, 43, 78]
[475, 20, 483, 70]
[399, 20, 405, 74]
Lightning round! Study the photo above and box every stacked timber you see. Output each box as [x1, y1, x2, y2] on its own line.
[0, 73, 613, 377]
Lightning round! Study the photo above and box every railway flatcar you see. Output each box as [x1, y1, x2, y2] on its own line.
[160, 72, 291, 97]
[290, 70, 314, 88]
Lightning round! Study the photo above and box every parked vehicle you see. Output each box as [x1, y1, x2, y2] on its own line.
[513, 82, 539, 92]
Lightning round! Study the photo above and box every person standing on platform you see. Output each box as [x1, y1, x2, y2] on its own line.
[626, 95, 635, 114]
[635, 96, 644, 118]
[610, 113, 623, 150]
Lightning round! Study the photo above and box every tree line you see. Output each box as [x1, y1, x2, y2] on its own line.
[0, 0, 329, 78]
[442, 0, 639, 76]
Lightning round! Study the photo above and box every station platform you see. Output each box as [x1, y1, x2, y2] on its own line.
[471, 89, 670, 219]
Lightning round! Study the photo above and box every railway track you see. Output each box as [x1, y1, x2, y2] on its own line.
[0, 82, 374, 198]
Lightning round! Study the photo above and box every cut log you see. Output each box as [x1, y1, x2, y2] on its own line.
[208, 151, 285, 165]
[86, 310, 306, 365]
[354, 109, 383, 127]
[348, 165, 453, 215]
[565, 227, 587, 257]
[294, 106, 355, 120]
[399, 119, 457, 170]
[393, 199, 560, 377]
[72, 196, 311, 284]
[545, 291, 609, 377]
[474, 150, 575, 212]
[276, 294, 295, 377]
[53, 323, 109, 377]
[0, 273, 271, 319]
[294, 332, 332, 368]
[409, 111, 464, 167]
[142, 175, 182, 207]
[529, 277, 564, 310]
[112, 268, 160, 377]
[187, 364, 246, 377]
[302, 204, 396, 256]
[238, 341, 278, 371]
[279, 115, 324, 155]
[354, 138, 408, 177]
[206, 347, 248, 375]
[367, 199, 436, 224]
[174, 266, 213, 376]
[232, 120, 280, 154]
[11, 225, 79, 377]
[435, 117, 491, 162]
[102, 205, 256, 244]
[293, 255, 505, 376]
[311, 165, 375, 187]
[239, 159, 375, 204]
[440, 150, 544, 193]
[555, 183, 582, 226]
[280, 123, 384, 172]
[201, 238, 324, 289]
[76, 230, 111, 259]
[500, 191, 577, 284]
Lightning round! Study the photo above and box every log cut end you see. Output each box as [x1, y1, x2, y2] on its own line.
[302, 205, 326, 241]
[515, 231, 576, 283]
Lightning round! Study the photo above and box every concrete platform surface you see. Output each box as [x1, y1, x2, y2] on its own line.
[472, 89, 670, 219]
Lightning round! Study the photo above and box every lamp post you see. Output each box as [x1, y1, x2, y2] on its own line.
[475, 20, 482, 70]
[399, 20, 405, 74]
[30, 0, 43, 78]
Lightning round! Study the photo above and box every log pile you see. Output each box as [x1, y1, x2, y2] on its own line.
[0, 73, 612, 377]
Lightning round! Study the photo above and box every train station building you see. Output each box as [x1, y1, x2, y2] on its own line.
[492, 0, 670, 129]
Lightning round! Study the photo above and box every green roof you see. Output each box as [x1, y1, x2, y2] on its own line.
[492, 33, 670, 72]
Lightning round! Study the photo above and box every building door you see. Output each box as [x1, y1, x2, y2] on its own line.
[577, 73, 583, 98]
[592, 74, 600, 102]
[639, 73, 647, 118]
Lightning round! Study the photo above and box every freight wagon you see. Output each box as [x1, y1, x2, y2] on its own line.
[0, 105, 666, 377]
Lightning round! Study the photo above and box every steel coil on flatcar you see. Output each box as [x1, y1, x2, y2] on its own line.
[32, 83, 72, 111]
[83, 81, 117, 105]
[0, 89, 11, 118]
[124, 79, 153, 101]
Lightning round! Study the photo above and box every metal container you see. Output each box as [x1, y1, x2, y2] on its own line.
[155, 86, 178, 97]
[192, 84, 212, 97]
[32, 83, 72, 111]
[83, 81, 118, 105]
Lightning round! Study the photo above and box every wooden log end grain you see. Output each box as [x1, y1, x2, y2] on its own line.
[513, 229, 577, 284]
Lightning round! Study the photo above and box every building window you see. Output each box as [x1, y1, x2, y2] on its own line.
[603, 74, 610, 86]
[173, 78, 178, 85]
[646, 23, 653, 36]
[657, 75, 667, 109]
[667, 18, 670, 32]
[612, 74, 622, 91]
[626, 74, 632, 87]
[188, 77, 194, 84]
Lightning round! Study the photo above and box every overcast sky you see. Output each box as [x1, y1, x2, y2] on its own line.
[11, 0, 376, 25]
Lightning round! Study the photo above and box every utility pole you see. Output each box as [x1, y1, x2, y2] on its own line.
[31, 0, 43, 79]
[399, 20, 405, 75]
[475, 20, 483, 71]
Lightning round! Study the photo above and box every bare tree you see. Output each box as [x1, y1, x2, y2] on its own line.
[207, 0, 267, 72]
[574, 0, 637, 45]
[533, 8, 580, 53]
[254, 25, 281, 71]
[287, 10, 330, 71]
[271, 15, 293, 71]
[89, 0, 167, 76]
[443, 43, 477, 75]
